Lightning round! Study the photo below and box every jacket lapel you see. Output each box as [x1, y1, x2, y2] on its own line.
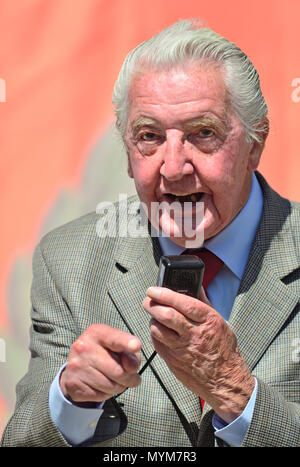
[199, 174, 299, 445]
[229, 173, 299, 371]
[107, 232, 161, 361]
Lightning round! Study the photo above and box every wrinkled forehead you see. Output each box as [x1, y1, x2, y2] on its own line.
[126, 62, 231, 130]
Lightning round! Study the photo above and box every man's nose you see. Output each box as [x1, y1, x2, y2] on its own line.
[160, 131, 194, 181]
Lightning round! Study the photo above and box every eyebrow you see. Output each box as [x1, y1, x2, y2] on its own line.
[183, 116, 229, 135]
[131, 117, 160, 134]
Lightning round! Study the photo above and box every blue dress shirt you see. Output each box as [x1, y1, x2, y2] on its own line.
[49, 172, 263, 446]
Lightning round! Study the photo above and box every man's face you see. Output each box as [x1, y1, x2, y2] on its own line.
[125, 63, 264, 247]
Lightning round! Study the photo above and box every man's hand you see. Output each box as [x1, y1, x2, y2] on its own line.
[143, 287, 255, 423]
[60, 324, 142, 404]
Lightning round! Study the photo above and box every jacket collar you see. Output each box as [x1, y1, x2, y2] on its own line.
[229, 172, 299, 371]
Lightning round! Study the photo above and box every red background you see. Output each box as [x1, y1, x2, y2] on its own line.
[0, 0, 299, 434]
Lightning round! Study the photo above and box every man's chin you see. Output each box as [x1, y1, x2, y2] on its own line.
[169, 235, 205, 249]
[159, 223, 205, 249]
[155, 205, 205, 247]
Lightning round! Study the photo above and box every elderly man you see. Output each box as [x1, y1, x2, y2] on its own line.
[2, 19, 299, 448]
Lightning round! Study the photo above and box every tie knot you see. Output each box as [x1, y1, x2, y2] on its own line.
[183, 248, 223, 290]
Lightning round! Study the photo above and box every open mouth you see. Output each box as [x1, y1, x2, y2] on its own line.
[164, 192, 204, 203]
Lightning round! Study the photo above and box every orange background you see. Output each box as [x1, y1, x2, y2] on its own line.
[0, 0, 299, 436]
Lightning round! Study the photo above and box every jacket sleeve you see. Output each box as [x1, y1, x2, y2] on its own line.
[1, 242, 77, 446]
[241, 377, 300, 447]
[1, 238, 128, 448]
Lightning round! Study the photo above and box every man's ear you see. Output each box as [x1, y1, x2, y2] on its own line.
[248, 141, 264, 171]
[123, 137, 134, 178]
[127, 155, 134, 178]
[247, 119, 269, 171]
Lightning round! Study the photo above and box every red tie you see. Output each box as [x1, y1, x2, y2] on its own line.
[182, 248, 223, 410]
[189, 248, 224, 292]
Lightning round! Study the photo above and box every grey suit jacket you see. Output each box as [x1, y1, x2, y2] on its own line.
[1, 173, 300, 447]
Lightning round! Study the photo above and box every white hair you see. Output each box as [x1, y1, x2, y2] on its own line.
[112, 19, 269, 143]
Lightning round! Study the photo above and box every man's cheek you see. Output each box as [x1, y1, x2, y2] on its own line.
[205, 158, 236, 187]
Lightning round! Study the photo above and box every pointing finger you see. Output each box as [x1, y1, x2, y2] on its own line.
[87, 324, 142, 353]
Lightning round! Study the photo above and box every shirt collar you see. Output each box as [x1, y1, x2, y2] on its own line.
[158, 173, 264, 280]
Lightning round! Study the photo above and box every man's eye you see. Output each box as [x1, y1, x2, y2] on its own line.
[140, 132, 159, 142]
[135, 131, 163, 156]
[187, 128, 215, 144]
[198, 128, 214, 138]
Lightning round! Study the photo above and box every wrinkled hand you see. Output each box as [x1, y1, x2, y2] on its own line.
[143, 287, 255, 423]
[60, 324, 142, 404]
